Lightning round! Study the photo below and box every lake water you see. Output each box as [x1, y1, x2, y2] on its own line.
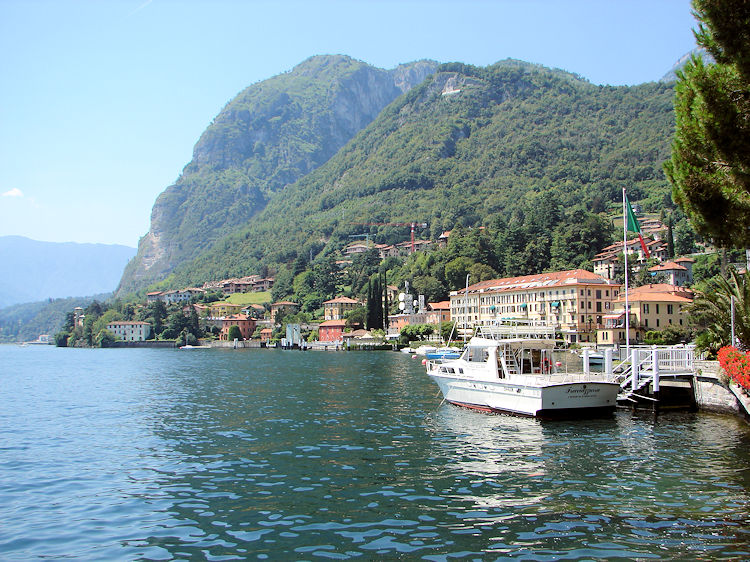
[2, 345, 749, 560]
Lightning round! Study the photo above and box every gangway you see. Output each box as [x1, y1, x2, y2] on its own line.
[605, 346, 696, 406]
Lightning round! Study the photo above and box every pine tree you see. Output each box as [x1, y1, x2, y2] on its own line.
[664, 0, 750, 248]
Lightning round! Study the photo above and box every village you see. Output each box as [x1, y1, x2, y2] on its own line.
[67, 212, 709, 352]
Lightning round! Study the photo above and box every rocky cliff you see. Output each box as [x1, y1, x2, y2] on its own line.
[119, 55, 437, 293]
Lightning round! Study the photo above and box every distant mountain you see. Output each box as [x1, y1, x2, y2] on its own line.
[165, 59, 676, 287]
[0, 236, 135, 308]
[118, 55, 438, 293]
[661, 47, 713, 82]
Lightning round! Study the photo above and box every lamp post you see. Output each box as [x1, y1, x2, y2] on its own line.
[731, 295, 736, 347]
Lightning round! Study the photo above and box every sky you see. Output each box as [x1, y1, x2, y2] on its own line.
[0, 0, 698, 248]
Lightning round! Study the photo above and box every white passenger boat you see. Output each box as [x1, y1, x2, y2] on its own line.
[426, 322, 619, 419]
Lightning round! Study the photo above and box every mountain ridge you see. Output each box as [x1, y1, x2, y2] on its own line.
[119, 55, 438, 294]
[0, 236, 135, 308]
[164, 59, 675, 288]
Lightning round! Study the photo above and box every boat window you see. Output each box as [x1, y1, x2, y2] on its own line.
[466, 347, 489, 362]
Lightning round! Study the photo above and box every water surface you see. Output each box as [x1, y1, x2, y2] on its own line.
[1, 346, 749, 559]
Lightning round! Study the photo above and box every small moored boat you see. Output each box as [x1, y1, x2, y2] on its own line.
[426, 321, 619, 419]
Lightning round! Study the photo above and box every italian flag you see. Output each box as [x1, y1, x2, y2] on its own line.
[625, 193, 650, 258]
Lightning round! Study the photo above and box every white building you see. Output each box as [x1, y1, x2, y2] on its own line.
[106, 321, 152, 341]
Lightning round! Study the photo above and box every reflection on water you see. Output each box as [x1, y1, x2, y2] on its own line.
[1, 346, 749, 560]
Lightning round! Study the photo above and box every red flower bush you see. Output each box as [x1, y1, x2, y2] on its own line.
[718, 346, 750, 391]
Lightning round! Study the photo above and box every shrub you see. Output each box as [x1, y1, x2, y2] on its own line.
[718, 346, 750, 392]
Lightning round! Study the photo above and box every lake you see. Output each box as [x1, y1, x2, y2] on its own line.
[1, 345, 749, 560]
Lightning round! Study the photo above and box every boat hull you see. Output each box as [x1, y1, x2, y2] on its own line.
[429, 375, 618, 419]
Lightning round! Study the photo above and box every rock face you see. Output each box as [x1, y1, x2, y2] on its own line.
[119, 55, 437, 293]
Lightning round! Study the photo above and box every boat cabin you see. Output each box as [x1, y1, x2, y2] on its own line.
[455, 338, 557, 379]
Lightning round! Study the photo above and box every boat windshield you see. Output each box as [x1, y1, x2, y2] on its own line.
[462, 346, 490, 363]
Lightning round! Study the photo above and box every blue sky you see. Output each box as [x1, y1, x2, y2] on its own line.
[0, 0, 697, 247]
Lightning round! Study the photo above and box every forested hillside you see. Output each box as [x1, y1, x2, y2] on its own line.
[119, 55, 438, 293]
[168, 60, 676, 289]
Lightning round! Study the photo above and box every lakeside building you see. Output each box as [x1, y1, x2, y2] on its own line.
[260, 327, 273, 344]
[323, 296, 361, 320]
[106, 321, 152, 342]
[318, 319, 347, 342]
[597, 284, 694, 346]
[386, 301, 452, 338]
[449, 269, 621, 344]
[219, 315, 256, 341]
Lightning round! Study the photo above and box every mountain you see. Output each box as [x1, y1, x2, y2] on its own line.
[0, 236, 135, 308]
[661, 47, 713, 82]
[118, 55, 438, 293]
[163, 59, 676, 287]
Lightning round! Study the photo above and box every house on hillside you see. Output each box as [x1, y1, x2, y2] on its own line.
[648, 257, 694, 286]
[323, 296, 361, 320]
[343, 242, 372, 256]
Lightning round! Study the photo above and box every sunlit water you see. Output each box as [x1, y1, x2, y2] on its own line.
[1, 345, 749, 560]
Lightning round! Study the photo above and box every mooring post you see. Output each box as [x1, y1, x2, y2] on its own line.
[604, 348, 613, 379]
[652, 346, 660, 408]
[583, 348, 590, 376]
[631, 348, 639, 392]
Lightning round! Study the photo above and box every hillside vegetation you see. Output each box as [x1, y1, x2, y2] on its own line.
[119, 56, 438, 293]
[168, 60, 676, 289]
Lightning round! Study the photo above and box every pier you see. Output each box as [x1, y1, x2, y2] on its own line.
[585, 346, 698, 411]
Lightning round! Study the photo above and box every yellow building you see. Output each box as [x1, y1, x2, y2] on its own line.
[323, 296, 361, 321]
[209, 302, 243, 317]
[597, 284, 694, 346]
[449, 269, 621, 344]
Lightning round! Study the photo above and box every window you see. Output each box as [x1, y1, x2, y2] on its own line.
[643, 304, 650, 313]
[596, 290, 602, 299]
[667, 304, 674, 314]
[656, 304, 660, 314]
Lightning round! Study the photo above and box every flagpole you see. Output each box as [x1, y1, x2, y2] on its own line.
[623, 187, 630, 358]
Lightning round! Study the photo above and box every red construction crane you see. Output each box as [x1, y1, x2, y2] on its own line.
[351, 222, 428, 253]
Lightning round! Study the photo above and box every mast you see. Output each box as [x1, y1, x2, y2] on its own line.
[623, 187, 630, 357]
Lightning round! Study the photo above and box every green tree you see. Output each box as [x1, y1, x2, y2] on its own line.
[227, 325, 243, 341]
[664, 0, 750, 248]
[690, 268, 750, 353]
[346, 306, 366, 329]
[95, 329, 115, 348]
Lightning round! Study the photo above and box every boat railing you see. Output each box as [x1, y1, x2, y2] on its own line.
[476, 322, 555, 341]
